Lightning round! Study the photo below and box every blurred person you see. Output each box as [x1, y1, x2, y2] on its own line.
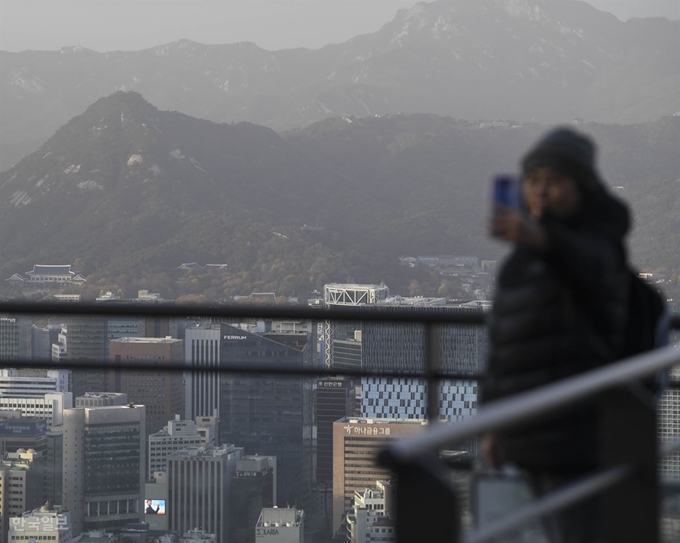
[481, 127, 631, 543]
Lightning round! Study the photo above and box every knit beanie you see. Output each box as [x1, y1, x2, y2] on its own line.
[521, 127, 601, 193]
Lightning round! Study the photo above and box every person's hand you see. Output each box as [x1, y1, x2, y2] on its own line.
[489, 205, 547, 248]
[482, 434, 504, 469]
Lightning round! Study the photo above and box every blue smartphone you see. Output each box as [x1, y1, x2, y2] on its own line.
[492, 174, 519, 211]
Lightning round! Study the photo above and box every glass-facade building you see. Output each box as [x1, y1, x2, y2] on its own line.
[219, 324, 314, 509]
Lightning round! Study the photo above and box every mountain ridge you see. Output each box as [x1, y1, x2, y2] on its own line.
[2, 0, 678, 169]
[1, 92, 678, 299]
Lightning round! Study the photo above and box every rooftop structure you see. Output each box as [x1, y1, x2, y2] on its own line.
[323, 284, 389, 306]
[75, 392, 128, 408]
[148, 415, 203, 478]
[347, 481, 394, 543]
[179, 529, 215, 543]
[255, 508, 304, 543]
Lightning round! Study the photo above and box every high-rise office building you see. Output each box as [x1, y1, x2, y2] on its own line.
[360, 377, 478, 422]
[331, 332, 362, 372]
[332, 417, 427, 534]
[63, 317, 108, 397]
[167, 445, 243, 543]
[660, 365, 680, 478]
[315, 377, 355, 484]
[229, 456, 276, 543]
[143, 317, 170, 339]
[148, 415, 203, 479]
[219, 324, 313, 509]
[105, 317, 144, 358]
[109, 337, 184, 436]
[184, 323, 226, 420]
[106, 318, 144, 342]
[31, 325, 61, 362]
[0, 316, 20, 363]
[46, 431, 63, 508]
[359, 299, 487, 374]
[62, 402, 146, 535]
[322, 288, 487, 430]
[0, 449, 45, 543]
[357, 300, 486, 429]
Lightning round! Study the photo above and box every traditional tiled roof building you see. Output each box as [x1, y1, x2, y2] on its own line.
[6, 265, 86, 285]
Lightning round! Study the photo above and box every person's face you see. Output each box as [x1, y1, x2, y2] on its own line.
[146, 501, 152, 506]
[522, 166, 582, 219]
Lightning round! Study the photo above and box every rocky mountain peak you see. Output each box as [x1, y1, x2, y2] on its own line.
[492, 0, 549, 21]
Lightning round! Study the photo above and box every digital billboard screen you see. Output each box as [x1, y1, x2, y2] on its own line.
[145, 499, 166, 515]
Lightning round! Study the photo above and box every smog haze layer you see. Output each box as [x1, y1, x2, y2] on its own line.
[1, 0, 679, 53]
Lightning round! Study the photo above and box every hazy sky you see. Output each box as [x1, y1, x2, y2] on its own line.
[1, 0, 678, 52]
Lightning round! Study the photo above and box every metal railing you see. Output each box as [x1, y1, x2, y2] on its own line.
[1, 301, 679, 543]
[380, 342, 680, 542]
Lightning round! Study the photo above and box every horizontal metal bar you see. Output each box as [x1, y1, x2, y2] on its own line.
[464, 465, 630, 543]
[381, 344, 680, 464]
[0, 301, 488, 324]
[662, 480, 680, 498]
[661, 438, 680, 457]
[0, 357, 483, 381]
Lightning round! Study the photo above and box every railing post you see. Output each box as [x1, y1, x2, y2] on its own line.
[381, 451, 461, 543]
[425, 323, 440, 426]
[600, 387, 659, 543]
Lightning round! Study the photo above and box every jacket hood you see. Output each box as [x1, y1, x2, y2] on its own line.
[549, 185, 631, 242]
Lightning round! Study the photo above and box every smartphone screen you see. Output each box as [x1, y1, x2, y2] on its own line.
[492, 174, 519, 211]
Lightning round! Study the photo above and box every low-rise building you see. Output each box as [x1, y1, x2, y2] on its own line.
[255, 508, 303, 543]
[0, 449, 45, 543]
[7, 504, 72, 543]
[346, 481, 394, 543]
[0, 392, 73, 427]
[148, 415, 203, 479]
[180, 528, 215, 543]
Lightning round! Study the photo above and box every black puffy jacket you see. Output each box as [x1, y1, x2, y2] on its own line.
[482, 188, 630, 471]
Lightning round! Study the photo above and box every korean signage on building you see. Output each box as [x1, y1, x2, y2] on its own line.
[343, 424, 391, 436]
[10, 516, 68, 533]
[0, 421, 46, 435]
[317, 380, 345, 388]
